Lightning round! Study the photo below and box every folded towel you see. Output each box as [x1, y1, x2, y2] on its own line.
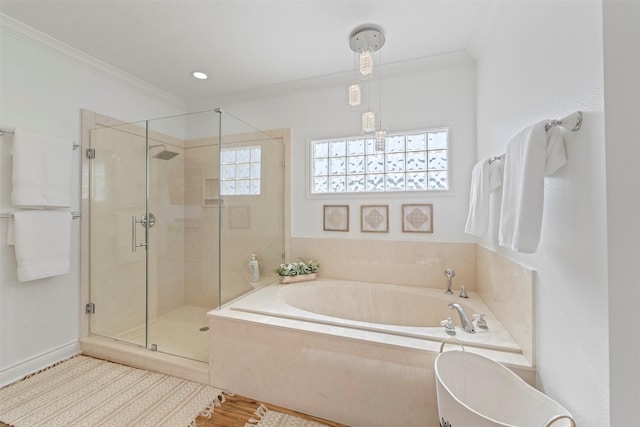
[11, 129, 73, 208]
[498, 121, 567, 253]
[465, 157, 504, 236]
[545, 126, 567, 175]
[489, 157, 504, 189]
[7, 211, 71, 282]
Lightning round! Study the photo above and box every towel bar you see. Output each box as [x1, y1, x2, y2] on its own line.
[487, 111, 583, 165]
[0, 127, 80, 150]
[545, 111, 583, 132]
[0, 211, 80, 220]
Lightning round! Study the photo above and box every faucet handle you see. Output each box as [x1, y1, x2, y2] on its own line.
[459, 285, 468, 298]
[473, 313, 488, 329]
[440, 317, 456, 336]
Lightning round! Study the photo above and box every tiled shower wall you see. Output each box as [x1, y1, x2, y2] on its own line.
[183, 135, 285, 308]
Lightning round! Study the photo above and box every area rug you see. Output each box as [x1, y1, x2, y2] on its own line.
[0, 355, 224, 427]
[245, 404, 330, 427]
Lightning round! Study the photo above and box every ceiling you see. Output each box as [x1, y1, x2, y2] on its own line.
[0, 0, 495, 102]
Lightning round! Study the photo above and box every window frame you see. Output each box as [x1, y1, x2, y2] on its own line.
[219, 144, 263, 197]
[308, 127, 450, 196]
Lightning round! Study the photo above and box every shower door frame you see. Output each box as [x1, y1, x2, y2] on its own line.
[83, 114, 151, 349]
[79, 109, 293, 360]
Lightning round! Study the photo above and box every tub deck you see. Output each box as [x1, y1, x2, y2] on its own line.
[207, 279, 534, 427]
[228, 280, 523, 355]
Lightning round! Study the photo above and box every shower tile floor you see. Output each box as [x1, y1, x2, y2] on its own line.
[109, 305, 210, 362]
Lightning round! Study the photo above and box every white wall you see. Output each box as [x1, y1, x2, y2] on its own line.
[475, 2, 608, 426]
[603, 1, 640, 425]
[0, 17, 185, 385]
[189, 53, 477, 243]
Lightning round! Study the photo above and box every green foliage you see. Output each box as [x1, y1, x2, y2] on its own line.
[274, 259, 320, 276]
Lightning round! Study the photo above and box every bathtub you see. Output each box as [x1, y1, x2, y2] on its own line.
[435, 351, 575, 427]
[208, 279, 533, 427]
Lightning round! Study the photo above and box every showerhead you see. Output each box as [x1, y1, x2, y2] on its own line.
[153, 149, 180, 160]
[149, 144, 180, 160]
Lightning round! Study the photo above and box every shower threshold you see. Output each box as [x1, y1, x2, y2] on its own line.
[80, 335, 209, 384]
[82, 305, 210, 382]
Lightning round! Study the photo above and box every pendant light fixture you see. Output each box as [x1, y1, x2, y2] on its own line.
[348, 26, 387, 148]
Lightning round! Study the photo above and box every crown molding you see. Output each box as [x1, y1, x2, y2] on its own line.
[0, 13, 185, 110]
[1, 13, 475, 112]
[189, 50, 475, 110]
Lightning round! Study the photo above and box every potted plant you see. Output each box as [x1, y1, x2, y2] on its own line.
[274, 259, 319, 284]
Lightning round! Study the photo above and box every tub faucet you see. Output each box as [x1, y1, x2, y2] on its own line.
[448, 303, 476, 333]
[444, 268, 455, 294]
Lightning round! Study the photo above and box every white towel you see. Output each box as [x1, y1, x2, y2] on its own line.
[489, 157, 504, 189]
[498, 121, 567, 253]
[11, 129, 73, 208]
[7, 211, 71, 282]
[545, 126, 567, 175]
[465, 157, 504, 236]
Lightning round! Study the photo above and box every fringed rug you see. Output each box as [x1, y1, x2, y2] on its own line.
[245, 404, 329, 427]
[0, 355, 224, 427]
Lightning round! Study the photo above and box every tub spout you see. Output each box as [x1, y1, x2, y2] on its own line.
[448, 303, 476, 333]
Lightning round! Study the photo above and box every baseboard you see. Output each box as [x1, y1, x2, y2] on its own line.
[0, 340, 80, 387]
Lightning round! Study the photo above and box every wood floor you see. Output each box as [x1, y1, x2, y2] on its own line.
[0, 393, 349, 427]
[197, 393, 349, 426]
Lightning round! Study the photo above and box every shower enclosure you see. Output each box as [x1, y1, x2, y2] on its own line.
[85, 109, 285, 363]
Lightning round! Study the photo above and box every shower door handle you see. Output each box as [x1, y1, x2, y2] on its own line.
[131, 216, 147, 252]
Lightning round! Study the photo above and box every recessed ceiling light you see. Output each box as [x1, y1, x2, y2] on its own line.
[192, 71, 208, 80]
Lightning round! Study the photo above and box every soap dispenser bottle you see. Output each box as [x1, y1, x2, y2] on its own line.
[248, 253, 260, 282]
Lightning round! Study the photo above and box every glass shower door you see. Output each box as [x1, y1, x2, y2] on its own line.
[88, 121, 148, 346]
[145, 111, 219, 362]
[86, 110, 280, 364]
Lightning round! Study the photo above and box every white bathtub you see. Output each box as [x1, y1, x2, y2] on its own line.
[208, 279, 533, 427]
[231, 280, 522, 353]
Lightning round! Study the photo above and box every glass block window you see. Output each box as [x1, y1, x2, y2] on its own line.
[220, 145, 261, 195]
[311, 129, 448, 194]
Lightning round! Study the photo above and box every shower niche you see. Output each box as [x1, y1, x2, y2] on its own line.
[202, 177, 219, 207]
[81, 109, 286, 363]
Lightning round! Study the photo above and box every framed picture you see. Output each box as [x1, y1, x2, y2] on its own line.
[402, 204, 433, 233]
[361, 205, 389, 233]
[323, 205, 349, 231]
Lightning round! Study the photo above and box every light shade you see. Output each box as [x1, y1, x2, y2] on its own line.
[375, 129, 387, 151]
[192, 71, 208, 80]
[359, 50, 373, 77]
[362, 112, 376, 133]
[348, 83, 362, 106]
